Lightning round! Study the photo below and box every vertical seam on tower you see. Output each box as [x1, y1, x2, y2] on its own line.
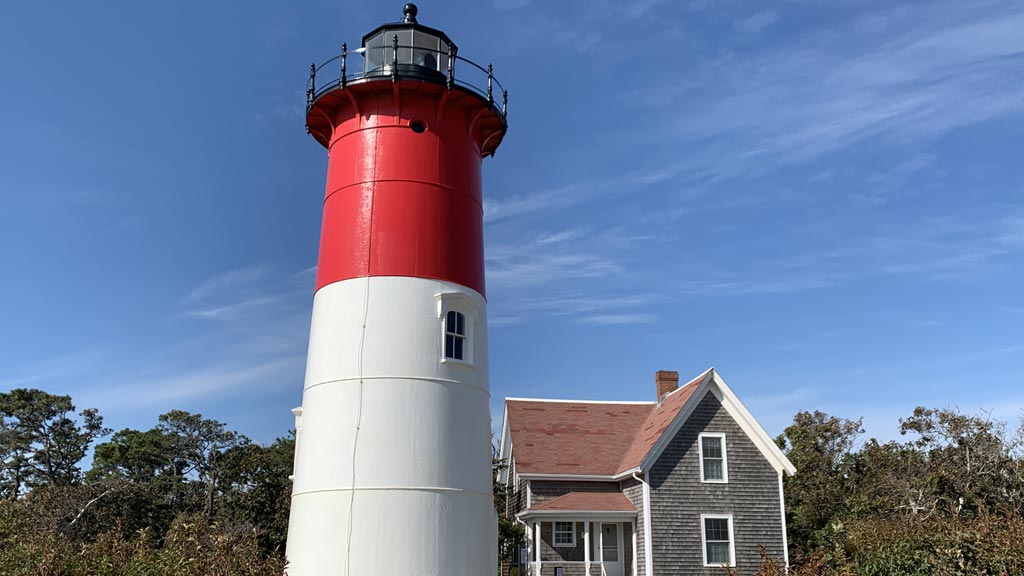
[345, 129, 377, 576]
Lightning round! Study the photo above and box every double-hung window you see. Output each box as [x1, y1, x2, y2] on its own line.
[701, 515, 735, 567]
[444, 310, 466, 360]
[699, 432, 728, 483]
[436, 293, 476, 366]
[553, 521, 575, 547]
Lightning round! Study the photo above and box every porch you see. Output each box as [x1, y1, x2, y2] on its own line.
[516, 492, 639, 576]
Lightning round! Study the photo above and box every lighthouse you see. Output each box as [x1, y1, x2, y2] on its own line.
[286, 4, 508, 575]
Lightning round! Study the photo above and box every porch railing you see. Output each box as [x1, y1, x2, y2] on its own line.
[523, 561, 609, 576]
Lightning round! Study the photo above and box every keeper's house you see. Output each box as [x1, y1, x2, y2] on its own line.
[497, 368, 796, 576]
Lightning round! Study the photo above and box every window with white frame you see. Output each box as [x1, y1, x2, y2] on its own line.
[436, 293, 476, 366]
[553, 521, 576, 547]
[444, 310, 466, 360]
[701, 515, 735, 567]
[699, 432, 728, 482]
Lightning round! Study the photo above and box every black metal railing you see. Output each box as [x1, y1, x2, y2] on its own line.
[306, 38, 508, 123]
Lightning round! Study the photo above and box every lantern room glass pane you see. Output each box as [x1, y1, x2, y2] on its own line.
[413, 30, 445, 71]
[365, 31, 385, 72]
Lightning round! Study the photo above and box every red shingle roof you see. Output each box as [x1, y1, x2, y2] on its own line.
[506, 371, 707, 477]
[530, 491, 637, 513]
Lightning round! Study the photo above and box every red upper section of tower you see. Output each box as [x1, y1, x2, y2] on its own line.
[305, 8, 507, 296]
[309, 84, 505, 299]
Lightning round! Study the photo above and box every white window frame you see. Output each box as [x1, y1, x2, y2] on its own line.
[698, 432, 728, 483]
[552, 521, 576, 548]
[700, 514, 735, 567]
[444, 309, 468, 361]
[435, 293, 477, 368]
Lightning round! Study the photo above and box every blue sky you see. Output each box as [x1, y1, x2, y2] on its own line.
[2, 0, 1023, 447]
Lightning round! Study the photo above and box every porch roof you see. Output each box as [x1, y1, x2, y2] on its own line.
[528, 491, 637, 514]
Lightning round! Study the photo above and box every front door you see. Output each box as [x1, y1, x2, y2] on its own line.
[601, 523, 623, 576]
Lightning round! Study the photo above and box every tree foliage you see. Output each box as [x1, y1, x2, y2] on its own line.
[0, 388, 110, 498]
[775, 405, 1024, 575]
[0, 394, 291, 575]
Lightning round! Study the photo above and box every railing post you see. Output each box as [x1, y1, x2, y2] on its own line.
[307, 63, 316, 108]
[503, 90, 508, 118]
[391, 34, 399, 83]
[487, 63, 494, 104]
[340, 43, 347, 90]
[446, 44, 454, 90]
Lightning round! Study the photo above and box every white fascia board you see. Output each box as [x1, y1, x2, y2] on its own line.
[708, 370, 797, 476]
[517, 471, 641, 482]
[778, 471, 790, 568]
[498, 405, 512, 485]
[516, 510, 637, 520]
[505, 397, 655, 405]
[637, 368, 797, 477]
[642, 473, 653, 576]
[517, 473, 618, 481]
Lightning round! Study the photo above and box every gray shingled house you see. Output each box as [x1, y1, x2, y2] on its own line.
[497, 368, 796, 576]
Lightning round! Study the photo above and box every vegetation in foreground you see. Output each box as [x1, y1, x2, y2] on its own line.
[0, 388, 291, 575]
[3, 387, 1024, 574]
[762, 407, 1024, 575]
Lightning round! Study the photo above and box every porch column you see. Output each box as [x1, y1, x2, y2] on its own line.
[631, 520, 638, 576]
[534, 521, 541, 576]
[584, 520, 591, 576]
[597, 522, 605, 576]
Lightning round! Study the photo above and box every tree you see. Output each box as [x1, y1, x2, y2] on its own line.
[493, 447, 524, 572]
[0, 389, 109, 497]
[899, 406, 1022, 514]
[776, 410, 863, 551]
[217, 435, 295, 554]
[89, 428, 176, 483]
[156, 410, 250, 518]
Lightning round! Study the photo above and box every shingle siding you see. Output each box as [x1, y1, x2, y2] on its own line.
[648, 391, 785, 575]
[621, 477, 646, 576]
[530, 480, 621, 506]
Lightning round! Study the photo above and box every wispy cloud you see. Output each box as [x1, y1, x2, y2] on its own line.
[187, 266, 269, 302]
[186, 296, 281, 320]
[734, 9, 779, 34]
[0, 349, 104, 390]
[79, 357, 305, 412]
[488, 250, 621, 289]
[578, 313, 658, 325]
[627, 4, 1024, 176]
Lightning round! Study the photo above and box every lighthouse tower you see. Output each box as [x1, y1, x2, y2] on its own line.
[286, 4, 508, 575]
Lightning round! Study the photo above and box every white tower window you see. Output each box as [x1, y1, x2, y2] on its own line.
[445, 310, 467, 360]
[436, 292, 477, 367]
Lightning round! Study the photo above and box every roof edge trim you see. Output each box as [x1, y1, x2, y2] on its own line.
[505, 397, 656, 405]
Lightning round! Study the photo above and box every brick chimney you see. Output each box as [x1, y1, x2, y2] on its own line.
[655, 370, 679, 401]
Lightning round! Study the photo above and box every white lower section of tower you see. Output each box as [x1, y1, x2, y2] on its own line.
[285, 276, 497, 576]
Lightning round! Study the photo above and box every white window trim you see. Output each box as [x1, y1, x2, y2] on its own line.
[700, 514, 735, 568]
[552, 521, 576, 548]
[435, 293, 477, 368]
[698, 432, 728, 483]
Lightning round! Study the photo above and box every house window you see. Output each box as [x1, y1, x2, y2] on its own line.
[444, 310, 466, 360]
[553, 521, 576, 547]
[699, 432, 728, 483]
[701, 515, 735, 567]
